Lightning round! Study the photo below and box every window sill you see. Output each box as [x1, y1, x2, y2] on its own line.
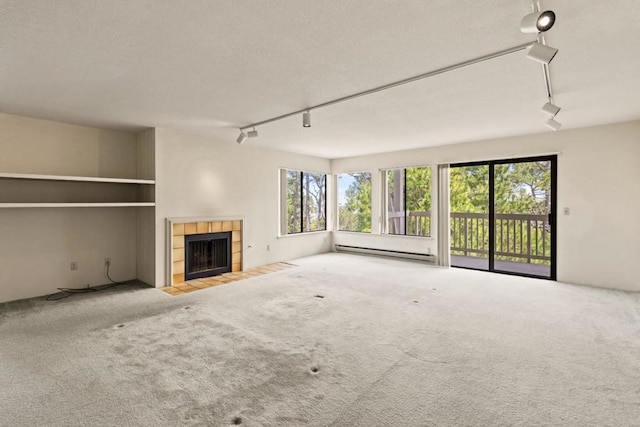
[334, 231, 434, 241]
[278, 230, 331, 239]
[381, 233, 434, 241]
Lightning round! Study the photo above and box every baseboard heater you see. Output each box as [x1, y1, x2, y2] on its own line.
[335, 244, 436, 263]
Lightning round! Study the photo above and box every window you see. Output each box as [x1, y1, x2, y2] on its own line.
[384, 166, 431, 236]
[337, 172, 372, 232]
[283, 169, 326, 234]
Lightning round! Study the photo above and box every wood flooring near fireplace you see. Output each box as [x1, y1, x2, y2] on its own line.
[160, 262, 294, 296]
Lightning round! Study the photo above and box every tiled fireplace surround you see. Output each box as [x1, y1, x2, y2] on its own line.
[168, 218, 243, 286]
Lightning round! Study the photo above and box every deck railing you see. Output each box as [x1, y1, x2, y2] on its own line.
[387, 211, 550, 264]
[450, 212, 550, 263]
[388, 211, 431, 236]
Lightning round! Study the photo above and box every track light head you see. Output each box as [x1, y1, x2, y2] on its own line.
[542, 102, 561, 117]
[527, 42, 558, 64]
[247, 128, 258, 138]
[545, 118, 562, 131]
[520, 10, 556, 33]
[236, 131, 247, 144]
[303, 111, 311, 128]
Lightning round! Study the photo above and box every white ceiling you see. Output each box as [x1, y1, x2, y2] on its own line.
[1, 1, 639, 159]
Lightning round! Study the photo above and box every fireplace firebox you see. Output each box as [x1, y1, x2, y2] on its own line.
[184, 232, 232, 280]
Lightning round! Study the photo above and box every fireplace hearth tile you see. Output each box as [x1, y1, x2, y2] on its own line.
[232, 252, 241, 264]
[172, 223, 185, 236]
[173, 235, 184, 249]
[161, 262, 294, 296]
[184, 223, 197, 235]
[161, 287, 185, 296]
[173, 260, 185, 276]
[188, 280, 211, 289]
[172, 248, 184, 262]
[173, 284, 199, 293]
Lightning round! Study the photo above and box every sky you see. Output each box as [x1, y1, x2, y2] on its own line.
[337, 174, 355, 206]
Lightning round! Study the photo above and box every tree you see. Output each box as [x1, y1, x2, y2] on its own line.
[383, 167, 431, 236]
[286, 170, 301, 234]
[286, 170, 326, 233]
[339, 172, 371, 232]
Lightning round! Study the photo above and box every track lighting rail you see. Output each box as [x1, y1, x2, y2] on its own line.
[239, 41, 536, 132]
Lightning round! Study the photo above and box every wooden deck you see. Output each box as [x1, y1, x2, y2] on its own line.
[452, 255, 551, 278]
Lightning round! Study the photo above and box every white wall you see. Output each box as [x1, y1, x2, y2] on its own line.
[332, 120, 640, 292]
[153, 128, 332, 287]
[136, 129, 156, 286]
[0, 113, 140, 302]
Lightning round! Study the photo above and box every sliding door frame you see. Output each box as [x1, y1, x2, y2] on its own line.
[451, 155, 557, 281]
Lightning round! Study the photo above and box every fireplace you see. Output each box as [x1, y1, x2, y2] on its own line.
[168, 218, 243, 286]
[184, 232, 232, 280]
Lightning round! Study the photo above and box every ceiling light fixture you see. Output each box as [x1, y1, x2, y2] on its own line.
[303, 111, 311, 128]
[545, 118, 562, 131]
[527, 42, 558, 64]
[247, 127, 258, 138]
[236, 131, 247, 144]
[520, 10, 556, 33]
[521, 2, 562, 131]
[542, 102, 561, 117]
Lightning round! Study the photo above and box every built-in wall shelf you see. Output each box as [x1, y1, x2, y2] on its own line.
[0, 202, 156, 208]
[0, 172, 155, 206]
[0, 172, 155, 185]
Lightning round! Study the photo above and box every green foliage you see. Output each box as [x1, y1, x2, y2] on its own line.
[450, 165, 489, 213]
[405, 166, 431, 212]
[338, 172, 371, 232]
[386, 167, 431, 236]
[286, 170, 326, 234]
[450, 162, 550, 215]
[286, 171, 301, 234]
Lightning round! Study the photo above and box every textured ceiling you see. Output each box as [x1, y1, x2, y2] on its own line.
[1, 0, 639, 159]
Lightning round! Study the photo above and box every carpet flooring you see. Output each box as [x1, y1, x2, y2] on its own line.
[1, 253, 639, 426]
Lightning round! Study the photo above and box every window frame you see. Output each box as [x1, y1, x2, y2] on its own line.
[336, 171, 372, 233]
[281, 168, 328, 235]
[382, 165, 432, 238]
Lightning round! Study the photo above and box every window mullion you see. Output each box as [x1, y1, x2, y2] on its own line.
[404, 168, 407, 236]
[300, 171, 304, 233]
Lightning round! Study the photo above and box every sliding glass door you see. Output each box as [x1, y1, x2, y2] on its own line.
[450, 156, 556, 280]
[450, 164, 490, 271]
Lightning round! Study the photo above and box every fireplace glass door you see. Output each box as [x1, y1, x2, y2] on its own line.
[185, 232, 232, 280]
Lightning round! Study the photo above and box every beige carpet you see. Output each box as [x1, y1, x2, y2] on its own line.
[1, 253, 639, 426]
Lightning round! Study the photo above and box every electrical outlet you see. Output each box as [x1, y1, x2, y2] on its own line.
[70, 262, 78, 271]
[104, 257, 111, 266]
